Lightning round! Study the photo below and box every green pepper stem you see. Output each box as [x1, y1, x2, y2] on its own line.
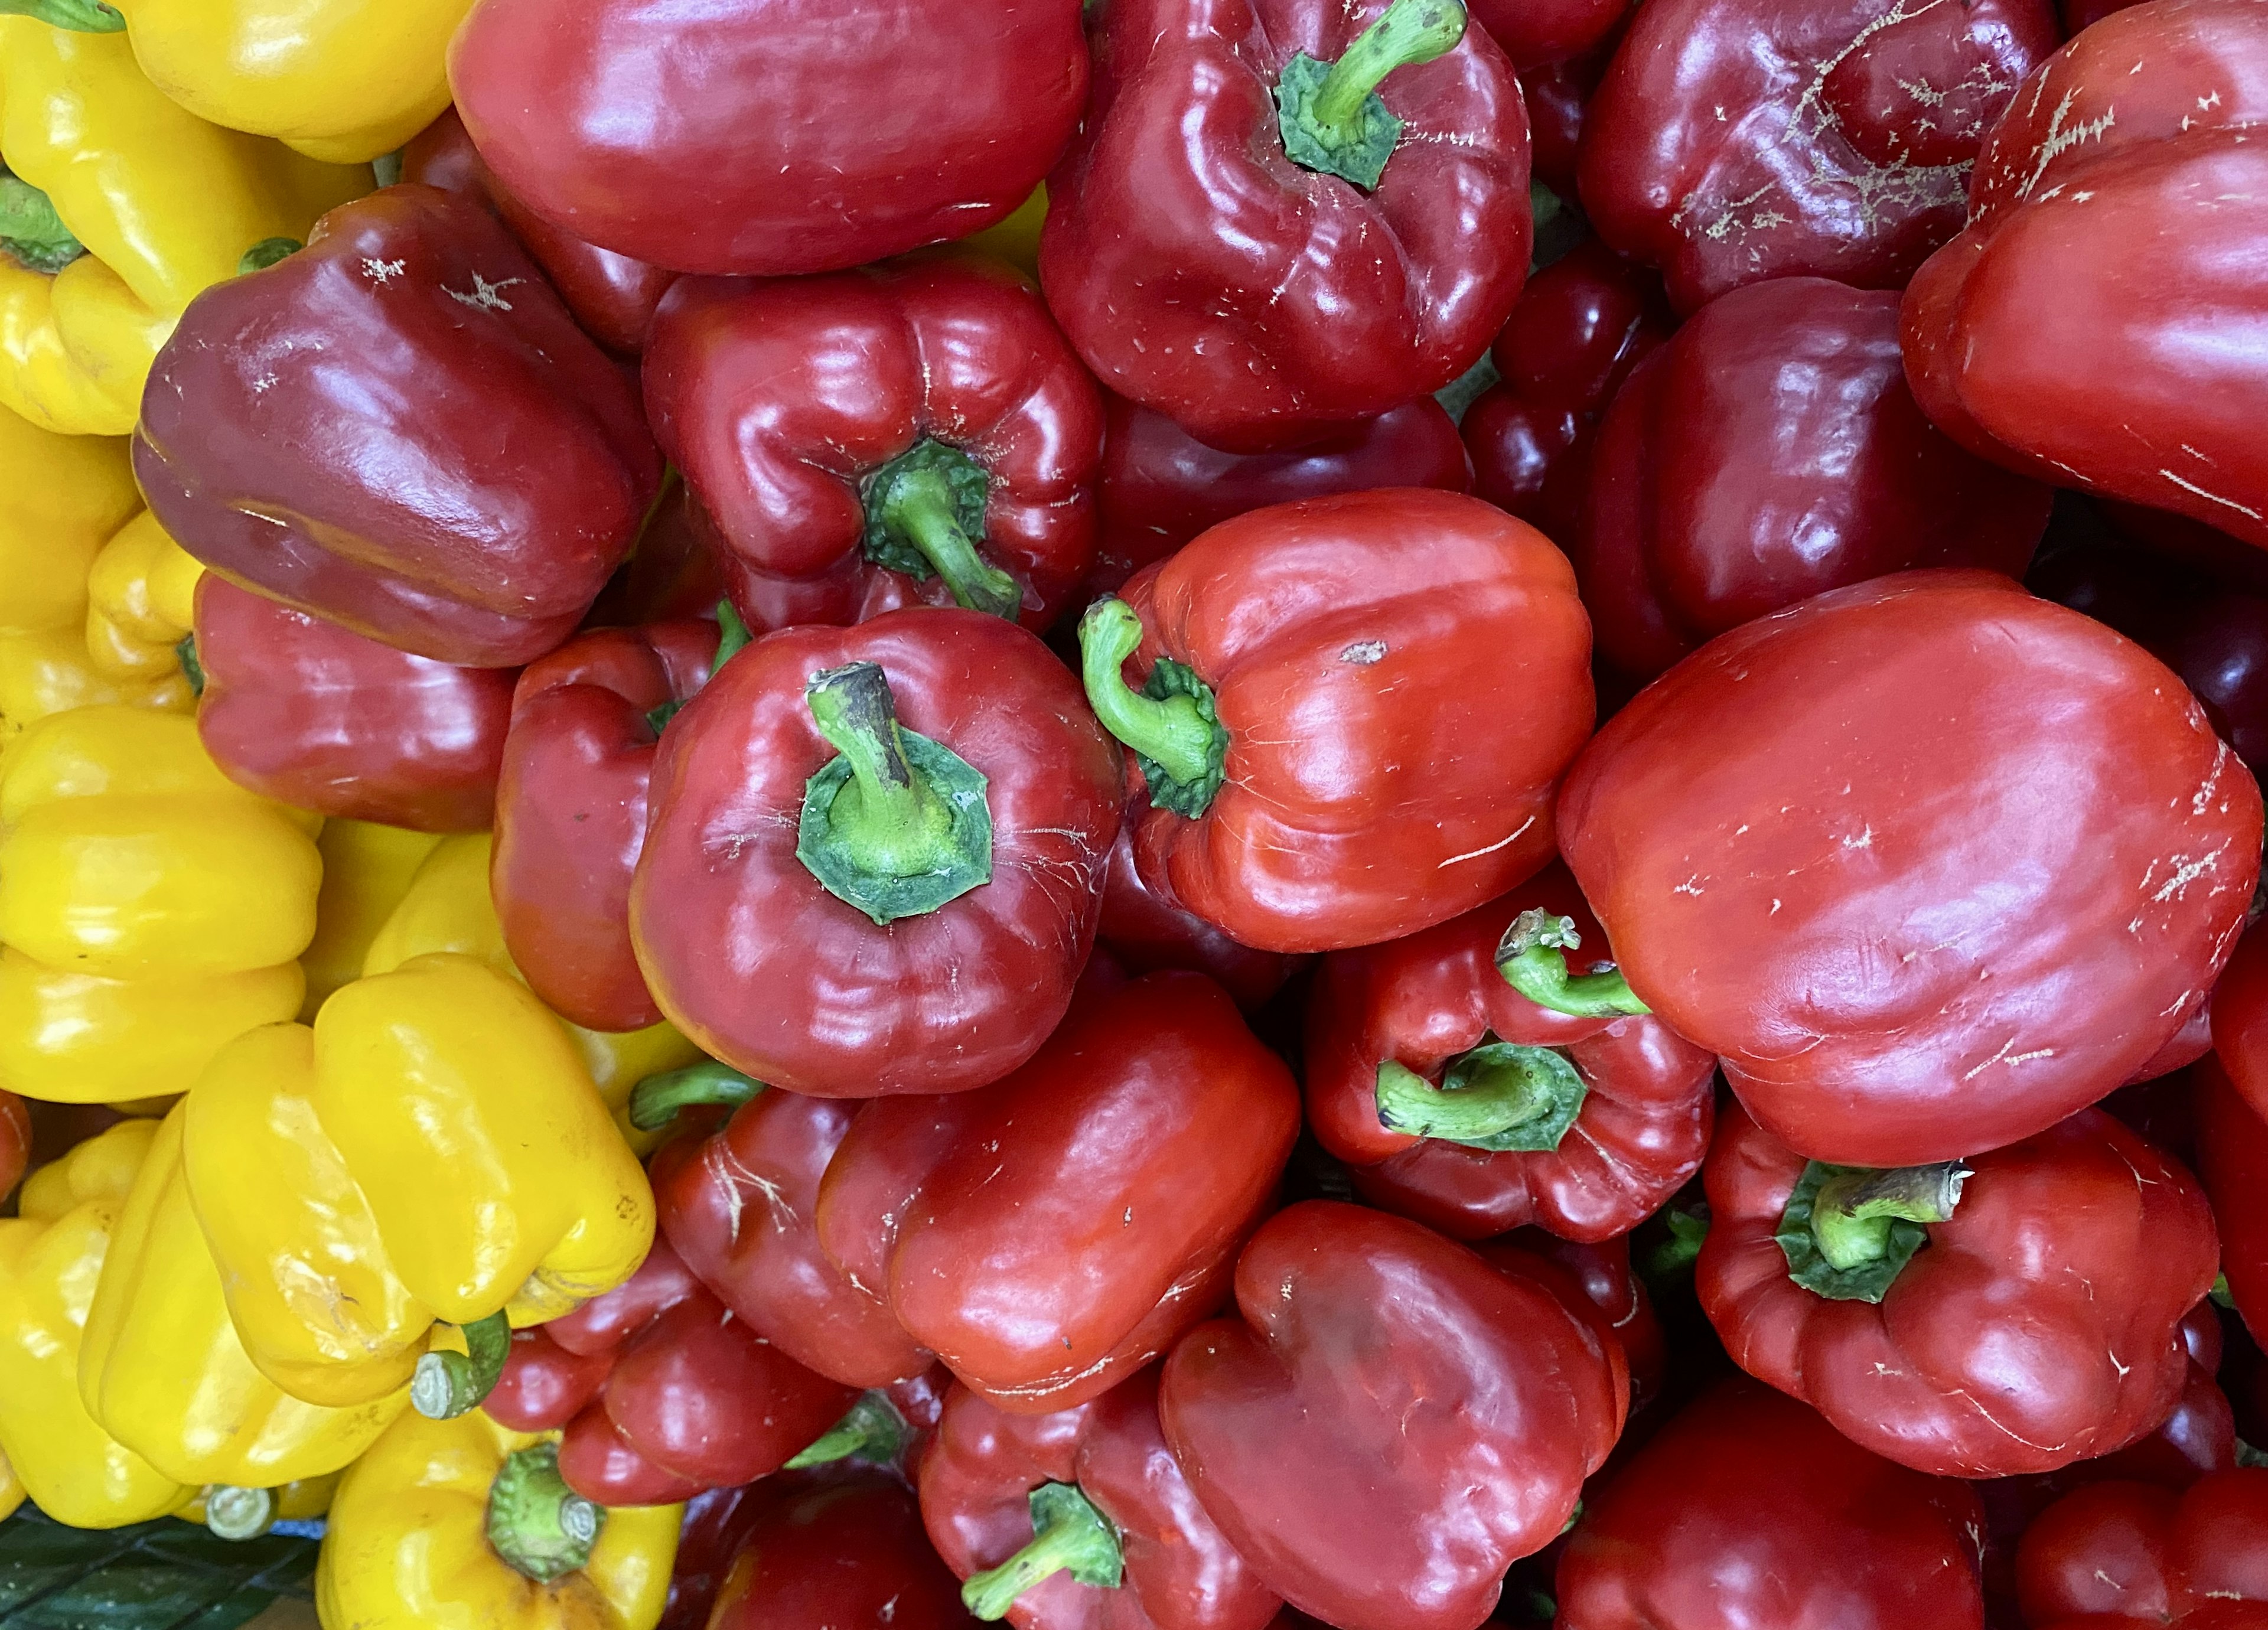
[804, 661, 963, 877]
[1376, 1057, 1551, 1143]
[237, 237, 302, 275]
[643, 602, 751, 736]
[410, 1309, 512, 1420]
[785, 1391, 906, 1469]
[486, 1442, 605, 1585]
[0, 0, 126, 31]
[1810, 1163, 1970, 1272]
[962, 1483, 1123, 1620]
[1311, 0, 1467, 132]
[201, 1484, 273, 1541]
[1079, 599, 1216, 793]
[1495, 909, 1650, 1017]
[627, 1059, 764, 1131]
[1641, 1205, 1710, 1282]
[176, 635, 206, 699]
[874, 465, 1019, 620]
[0, 176, 84, 275]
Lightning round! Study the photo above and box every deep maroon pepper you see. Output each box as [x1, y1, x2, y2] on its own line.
[585, 484, 734, 628]
[2197, 1058, 2268, 1355]
[1097, 796, 1304, 1015]
[707, 1470, 978, 1630]
[2013, 1470, 2268, 1629]
[1468, 0, 1626, 69]
[1521, 51, 1611, 198]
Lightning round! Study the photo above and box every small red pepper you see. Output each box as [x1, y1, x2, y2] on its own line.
[1097, 794, 1304, 1014]
[707, 1469, 978, 1630]
[2013, 1471, 2268, 1628]
[2196, 1058, 2268, 1355]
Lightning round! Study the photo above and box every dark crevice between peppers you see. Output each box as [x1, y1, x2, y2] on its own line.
[1374, 1041, 1589, 1151]
[784, 1390, 907, 1470]
[961, 1482, 1124, 1621]
[628, 1057, 765, 1132]
[1775, 1159, 1971, 1303]
[0, 171, 85, 276]
[1495, 909, 1651, 1017]
[1078, 597, 1229, 818]
[0, 0, 125, 28]
[486, 1441, 605, 1583]
[860, 439, 1021, 620]
[645, 601, 751, 736]
[412, 1309, 513, 1420]
[1273, 0, 1468, 190]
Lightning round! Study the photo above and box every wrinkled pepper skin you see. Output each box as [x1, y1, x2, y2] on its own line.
[633, 608, 1123, 1098]
[1555, 1379, 1986, 1630]
[645, 257, 1102, 635]
[1901, 0, 2268, 552]
[1043, 0, 1531, 453]
[192, 575, 516, 832]
[448, 0, 1086, 277]
[1697, 1101, 2218, 1478]
[709, 1470, 975, 1630]
[1556, 570, 2263, 1167]
[2015, 1471, 2268, 1628]
[2197, 1060, 2268, 1353]
[0, 416, 138, 635]
[1575, 278, 2051, 683]
[1160, 1202, 1627, 1630]
[818, 974, 1301, 1414]
[1099, 490, 1591, 954]
[135, 185, 663, 668]
[1304, 867, 1716, 1241]
[492, 620, 717, 1032]
[920, 1370, 1281, 1630]
[1098, 800, 1303, 1015]
[1578, 0, 2058, 314]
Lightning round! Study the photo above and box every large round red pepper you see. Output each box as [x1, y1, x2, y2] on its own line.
[814, 973, 1301, 1414]
[1556, 570, 2263, 1167]
[2014, 1471, 2268, 1628]
[644, 257, 1103, 636]
[1159, 1202, 1627, 1630]
[1096, 794, 1303, 1015]
[1041, 0, 1533, 453]
[1078, 489, 1592, 954]
[1901, 0, 2268, 552]
[190, 575, 516, 832]
[708, 1469, 977, 1630]
[447, 0, 1085, 278]
[1573, 277, 2051, 683]
[1303, 866, 1716, 1242]
[632, 607, 1123, 1098]
[135, 185, 663, 667]
[1553, 1379, 1987, 1630]
[2196, 1058, 2268, 1354]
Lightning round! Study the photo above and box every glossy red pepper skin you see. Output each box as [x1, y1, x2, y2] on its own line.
[707, 1470, 977, 1630]
[586, 485, 734, 628]
[1578, 0, 2058, 314]
[2214, 918, 2268, 1121]
[190, 575, 516, 831]
[632, 608, 1123, 1098]
[0, 1093, 27, 1202]
[1304, 867, 1715, 1242]
[490, 619, 716, 1031]
[1902, 0, 2268, 552]
[644, 257, 1103, 635]
[484, 1328, 614, 1433]
[816, 973, 1301, 1414]
[1574, 277, 2050, 683]
[1097, 797, 1302, 1015]
[919, 1371, 1280, 1630]
[1557, 570, 2263, 1167]
[1489, 1231, 1667, 1410]
[2197, 1060, 2268, 1354]
[1555, 1379, 1986, 1630]
[1041, 0, 1532, 454]
[1469, 0, 1627, 70]
[1523, 54, 1609, 198]
[2015, 1471, 2268, 1628]
[1159, 1201, 1627, 1630]
[135, 186, 663, 668]
[1113, 490, 1593, 954]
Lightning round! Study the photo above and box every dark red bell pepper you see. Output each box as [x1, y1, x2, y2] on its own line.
[1574, 276, 2051, 683]
[643, 256, 1103, 635]
[706, 1469, 978, 1630]
[1304, 866, 1715, 1242]
[1521, 54, 1609, 198]
[814, 973, 1301, 1414]
[1484, 1230, 1667, 1411]
[490, 617, 724, 1032]
[2196, 1059, 2268, 1354]
[1555, 570, 2264, 1167]
[1042, 0, 1533, 452]
[1554, 1378, 1986, 1630]
[134, 185, 662, 667]
[632, 607, 1123, 1098]
[1158, 1201, 1627, 1630]
[1097, 794, 1303, 1014]
[1901, 0, 2268, 552]
[585, 483, 734, 628]
[1079, 489, 1593, 954]
[188, 575, 515, 832]
[918, 1370, 1280, 1630]
[1579, 0, 2058, 314]
[2013, 1471, 2268, 1628]
[2214, 916, 2268, 1122]
[1468, 0, 1625, 69]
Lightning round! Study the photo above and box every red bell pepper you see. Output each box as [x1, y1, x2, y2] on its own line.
[1079, 489, 1592, 954]
[2013, 1471, 2268, 1628]
[1696, 1100, 2218, 1478]
[1554, 1378, 1987, 1630]
[586, 484, 735, 628]
[1578, 0, 2059, 314]
[1555, 569, 2264, 1167]
[490, 616, 725, 1032]
[1158, 1201, 1627, 1630]
[1902, 0, 2268, 552]
[919, 1369, 1280, 1630]
[1574, 276, 2051, 683]
[190, 575, 516, 832]
[1521, 54, 1609, 198]
[0, 1092, 26, 1202]
[133, 185, 663, 667]
[706, 1469, 978, 1630]
[1097, 795, 1303, 1014]
[643, 256, 1103, 635]
[1041, 0, 1533, 453]
[2214, 917, 2268, 1119]
[1304, 866, 1716, 1242]
[632, 607, 1123, 1098]
[2196, 1060, 2268, 1354]
[815, 973, 1301, 1414]
[1468, 0, 1625, 70]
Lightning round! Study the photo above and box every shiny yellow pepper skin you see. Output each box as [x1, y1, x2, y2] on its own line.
[0, 624, 192, 767]
[0, 407, 140, 635]
[299, 819, 442, 1020]
[84, 510, 203, 687]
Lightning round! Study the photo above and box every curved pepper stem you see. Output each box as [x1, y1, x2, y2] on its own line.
[1777, 1159, 1971, 1303]
[785, 1390, 907, 1469]
[1275, 0, 1467, 190]
[201, 1484, 274, 1542]
[1077, 598, 1229, 818]
[1495, 909, 1651, 1018]
[0, 176, 85, 275]
[628, 1058, 765, 1131]
[486, 1442, 605, 1585]
[237, 237, 302, 275]
[0, 0, 125, 31]
[962, 1482, 1124, 1621]
[1374, 1042, 1588, 1152]
[863, 440, 1021, 620]
[175, 635, 206, 699]
[645, 601, 751, 736]
[411, 1309, 513, 1420]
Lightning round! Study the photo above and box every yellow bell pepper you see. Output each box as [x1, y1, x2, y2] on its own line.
[84, 510, 203, 687]
[967, 184, 1048, 278]
[0, 20, 366, 435]
[0, 624, 191, 769]
[317, 1411, 679, 1630]
[301, 819, 442, 1020]
[0, 407, 139, 635]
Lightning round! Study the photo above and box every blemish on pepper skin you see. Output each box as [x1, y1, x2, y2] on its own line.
[1340, 639, 1387, 664]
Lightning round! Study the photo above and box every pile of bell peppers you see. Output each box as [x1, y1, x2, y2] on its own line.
[5, 0, 2268, 1625]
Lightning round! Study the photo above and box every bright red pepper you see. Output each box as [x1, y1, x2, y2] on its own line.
[816, 973, 1301, 1414]
[1041, 0, 1533, 452]
[490, 617, 722, 1031]
[633, 607, 1123, 1098]
[1097, 796, 1304, 1014]
[1556, 570, 2263, 1167]
[1159, 1201, 1627, 1630]
[2013, 1471, 2268, 1628]
[1553, 1378, 1987, 1630]
[1303, 866, 1715, 1243]
[2197, 1060, 2268, 1354]
[708, 1469, 977, 1630]
[1578, 0, 2058, 314]
[0, 1092, 26, 1201]
[1080, 489, 1592, 954]
[1902, 0, 2268, 552]
[643, 256, 1103, 635]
